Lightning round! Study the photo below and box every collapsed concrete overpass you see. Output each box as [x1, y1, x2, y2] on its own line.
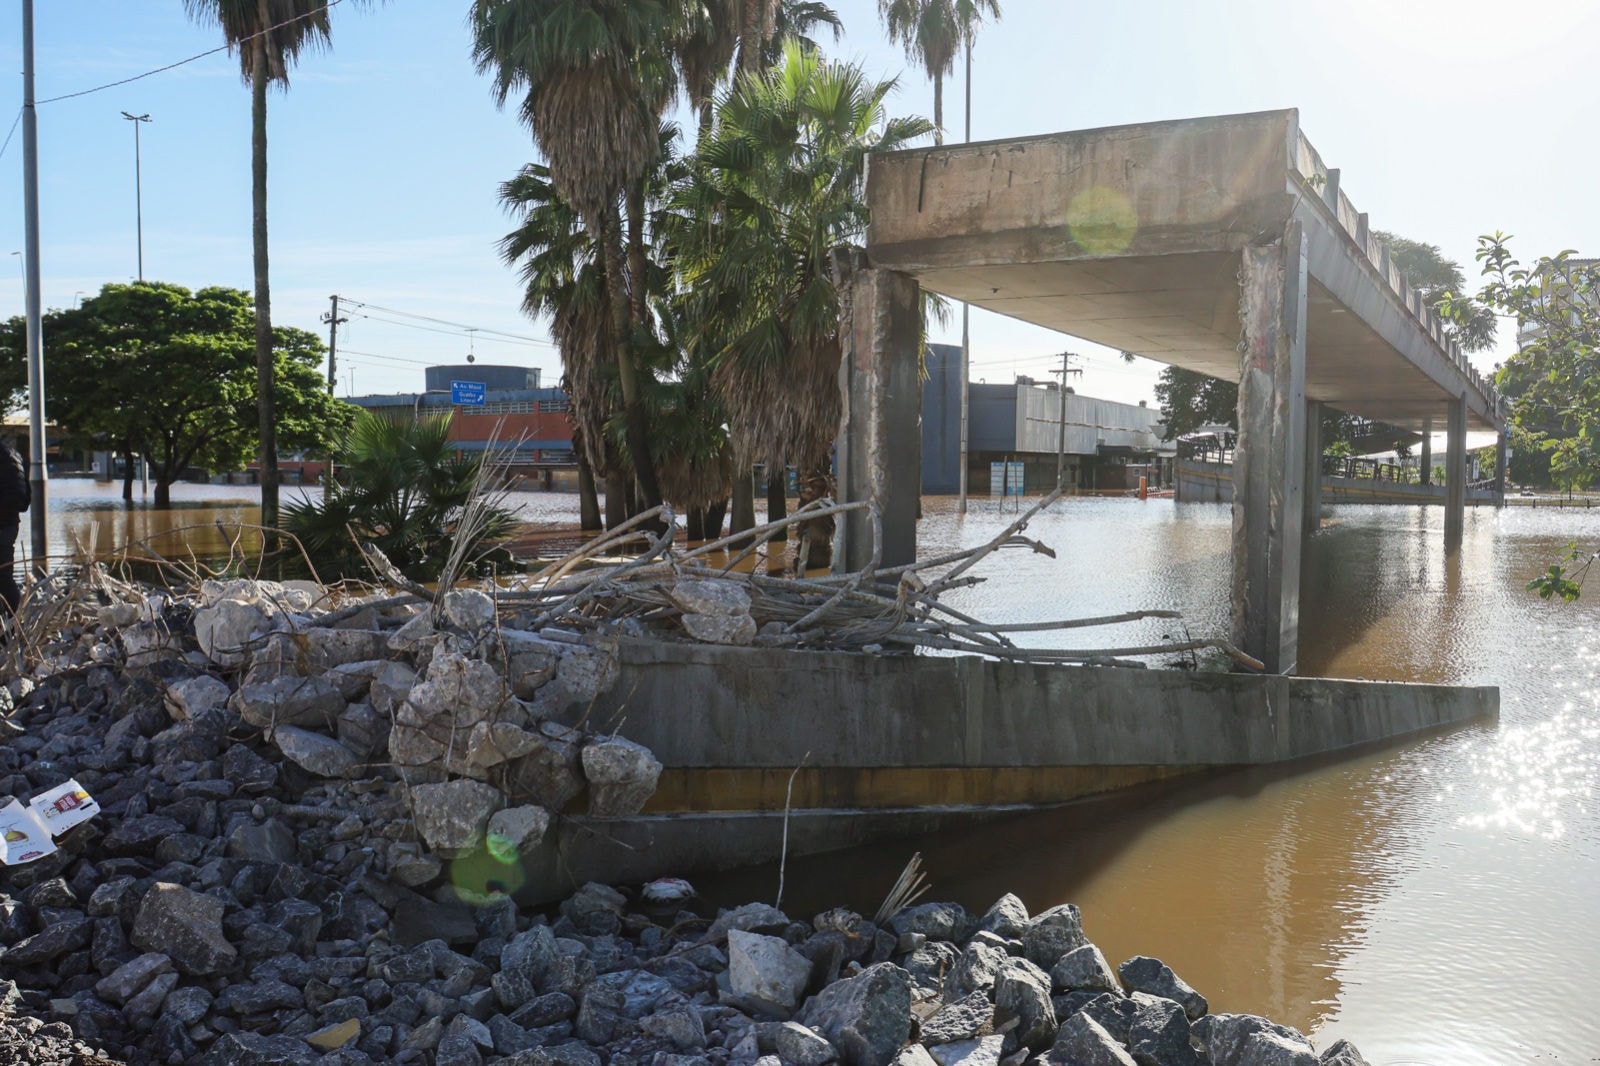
[835, 109, 1508, 674]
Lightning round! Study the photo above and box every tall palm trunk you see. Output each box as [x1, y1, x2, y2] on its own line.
[597, 207, 663, 514]
[766, 460, 786, 539]
[251, 36, 279, 533]
[932, 71, 944, 146]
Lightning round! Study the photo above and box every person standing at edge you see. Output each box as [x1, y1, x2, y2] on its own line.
[0, 435, 30, 623]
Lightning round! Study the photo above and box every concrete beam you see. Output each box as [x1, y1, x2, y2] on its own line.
[835, 257, 922, 573]
[1445, 392, 1467, 549]
[1232, 220, 1308, 675]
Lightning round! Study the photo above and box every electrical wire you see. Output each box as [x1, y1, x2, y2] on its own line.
[35, 0, 349, 106]
[342, 308, 554, 348]
[0, 109, 19, 166]
[337, 296, 551, 346]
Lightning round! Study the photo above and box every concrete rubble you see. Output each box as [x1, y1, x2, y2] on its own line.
[0, 578, 1373, 1065]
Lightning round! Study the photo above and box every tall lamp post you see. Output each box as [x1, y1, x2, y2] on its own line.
[120, 111, 151, 281]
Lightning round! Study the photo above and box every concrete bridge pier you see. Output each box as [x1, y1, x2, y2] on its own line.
[1231, 221, 1310, 675]
[1304, 399, 1325, 535]
[1495, 431, 1509, 506]
[1444, 391, 1467, 550]
[1420, 418, 1432, 485]
[834, 255, 922, 573]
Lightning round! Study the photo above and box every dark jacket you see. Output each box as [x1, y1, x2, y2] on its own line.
[0, 439, 28, 526]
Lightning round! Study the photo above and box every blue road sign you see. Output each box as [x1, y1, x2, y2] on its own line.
[451, 380, 486, 406]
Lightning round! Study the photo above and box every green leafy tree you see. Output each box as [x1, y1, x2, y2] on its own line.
[0, 283, 353, 508]
[1373, 231, 1497, 353]
[283, 410, 516, 580]
[182, 0, 378, 531]
[877, 0, 1000, 145]
[1441, 237, 1600, 598]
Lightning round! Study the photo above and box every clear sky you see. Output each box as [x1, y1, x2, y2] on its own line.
[2, 0, 1597, 407]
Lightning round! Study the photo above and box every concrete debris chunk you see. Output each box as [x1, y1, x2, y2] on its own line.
[581, 735, 663, 816]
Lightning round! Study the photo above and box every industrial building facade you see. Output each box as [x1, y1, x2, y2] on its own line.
[920, 344, 1175, 495]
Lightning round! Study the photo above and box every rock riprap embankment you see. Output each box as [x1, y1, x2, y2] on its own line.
[0, 578, 1373, 1065]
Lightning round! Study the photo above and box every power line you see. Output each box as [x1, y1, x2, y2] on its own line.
[34, 0, 349, 106]
[337, 296, 552, 346]
[0, 109, 19, 166]
[343, 308, 551, 348]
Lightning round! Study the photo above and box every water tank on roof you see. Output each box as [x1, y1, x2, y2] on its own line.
[424, 365, 540, 392]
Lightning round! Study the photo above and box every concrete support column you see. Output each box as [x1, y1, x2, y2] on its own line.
[1444, 392, 1467, 549]
[1231, 221, 1308, 675]
[1494, 432, 1509, 506]
[834, 255, 922, 573]
[1303, 400, 1323, 537]
[1419, 417, 1432, 485]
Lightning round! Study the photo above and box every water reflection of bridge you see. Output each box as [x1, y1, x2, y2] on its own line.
[838, 109, 1508, 674]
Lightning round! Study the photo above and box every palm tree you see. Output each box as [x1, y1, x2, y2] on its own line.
[670, 43, 932, 559]
[182, 0, 369, 533]
[472, 0, 689, 517]
[877, 0, 1000, 144]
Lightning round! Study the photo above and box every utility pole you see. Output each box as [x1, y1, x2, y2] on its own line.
[22, 0, 48, 574]
[322, 295, 346, 395]
[957, 36, 974, 515]
[1052, 352, 1083, 490]
[120, 112, 152, 280]
[321, 295, 347, 488]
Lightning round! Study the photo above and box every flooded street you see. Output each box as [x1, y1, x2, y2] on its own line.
[33, 482, 1600, 1063]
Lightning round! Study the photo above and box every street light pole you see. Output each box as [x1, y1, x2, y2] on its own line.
[957, 36, 974, 514]
[22, 0, 49, 575]
[121, 112, 151, 281]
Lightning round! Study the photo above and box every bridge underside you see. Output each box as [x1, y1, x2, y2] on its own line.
[837, 109, 1507, 675]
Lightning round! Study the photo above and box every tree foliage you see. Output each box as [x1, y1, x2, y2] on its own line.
[876, 0, 1000, 143]
[1373, 231, 1497, 353]
[282, 410, 516, 581]
[0, 283, 354, 508]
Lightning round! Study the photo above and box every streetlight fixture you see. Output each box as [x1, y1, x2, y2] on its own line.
[120, 111, 151, 281]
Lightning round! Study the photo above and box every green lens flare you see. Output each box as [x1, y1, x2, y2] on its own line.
[1067, 186, 1138, 256]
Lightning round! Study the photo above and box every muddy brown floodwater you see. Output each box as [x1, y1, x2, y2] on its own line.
[33, 482, 1600, 1064]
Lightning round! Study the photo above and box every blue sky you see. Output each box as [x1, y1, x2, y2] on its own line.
[3, 0, 1597, 407]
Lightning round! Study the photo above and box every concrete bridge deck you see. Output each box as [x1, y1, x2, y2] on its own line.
[836, 109, 1508, 674]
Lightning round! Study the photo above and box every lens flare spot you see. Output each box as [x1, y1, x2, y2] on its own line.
[450, 844, 526, 899]
[1067, 186, 1138, 255]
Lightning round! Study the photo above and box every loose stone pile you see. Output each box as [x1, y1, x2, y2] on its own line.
[0, 576, 1372, 1065]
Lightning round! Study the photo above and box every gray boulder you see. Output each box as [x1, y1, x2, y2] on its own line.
[993, 957, 1056, 1050]
[927, 1035, 1005, 1066]
[1117, 957, 1206, 1021]
[130, 882, 237, 976]
[411, 778, 503, 856]
[769, 1021, 837, 1066]
[891, 902, 977, 944]
[1022, 904, 1086, 969]
[1316, 1040, 1371, 1066]
[1051, 943, 1120, 994]
[1203, 1015, 1317, 1066]
[1127, 992, 1200, 1066]
[444, 589, 497, 631]
[164, 675, 231, 721]
[94, 952, 174, 1005]
[799, 962, 912, 1066]
[409, 649, 513, 723]
[273, 724, 358, 777]
[234, 674, 346, 730]
[368, 659, 419, 716]
[487, 805, 552, 858]
[581, 735, 664, 816]
[498, 727, 585, 809]
[193, 598, 276, 668]
[1050, 1011, 1137, 1066]
[488, 630, 561, 698]
[728, 929, 813, 1015]
[918, 991, 992, 1046]
[949, 941, 1008, 999]
[977, 893, 1029, 939]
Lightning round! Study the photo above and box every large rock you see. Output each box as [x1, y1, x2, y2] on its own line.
[1315, 1040, 1371, 1066]
[200, 1031, 319, 1066]
[1051, 943, 1120, 994]
[94, 952, 174, 1005]
[444, 589, 497, 631]
[164, 675, 232, 721]
[918, 991, 992, 1046]
[487, 805, 552, 859]
[1202, 1015, 1316, 1066]
[1117, 957, 1206, 1021]
[1051, 1011, 1138, 1066]
[409, 650, 512, 724]
[131, 882, 238, 976]
[799, 963, 912, 1066]
[549, 642, 619, 710]
[993, 957, 1056, 1050]
[273, 725, 358, 777]
[497, 726, 585, 809]
[411, 779, 503, 858]
[581, 736, 663, 816]
[368, 660, 419, 716]
[194, 598, 277, 668]
[1127, 992, 1199, 1066]
[298, 627, 392, 670]
[728, 929, 814, 1015]
[468, 721, 544, 769]
[234, 674, 346, 730]
[977, 893, 1029, 939]
[489, 631, 561, 698]
[927, 1036, 1005, 1066]
[1023, 904, 1087, 968]
[948, 941, 1007, 999]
